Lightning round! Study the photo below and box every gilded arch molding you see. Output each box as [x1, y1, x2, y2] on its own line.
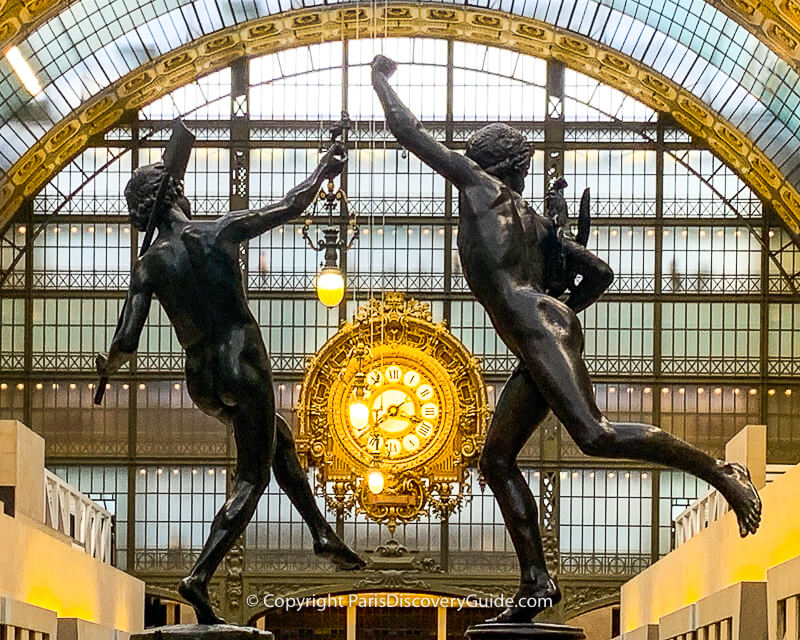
[4, 0, 800, 86]
[2, 3, 800, 232]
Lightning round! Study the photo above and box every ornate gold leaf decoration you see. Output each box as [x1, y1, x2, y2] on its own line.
[296, 293, 488, 531]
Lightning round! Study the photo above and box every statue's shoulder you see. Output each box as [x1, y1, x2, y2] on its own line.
[462, 177, 511, 214]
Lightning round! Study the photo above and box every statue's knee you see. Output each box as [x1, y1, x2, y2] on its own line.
[235, 466, 271, 494]
[576, 426, 614, 457]
[479, 450, 510, 484]
[252, 467, 271, 492]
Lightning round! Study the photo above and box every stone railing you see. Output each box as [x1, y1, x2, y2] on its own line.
[673, 462, 788, 549]
[43, 469, 113, 565]
[673, 487, 730, 548]
[672, 425, 771, 549]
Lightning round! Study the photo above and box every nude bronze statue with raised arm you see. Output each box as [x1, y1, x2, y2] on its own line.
[96, 141, 365, 625]
[370, 54, 762, 624]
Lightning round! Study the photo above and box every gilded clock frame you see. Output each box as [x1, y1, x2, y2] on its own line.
[296, 293, 489, 527]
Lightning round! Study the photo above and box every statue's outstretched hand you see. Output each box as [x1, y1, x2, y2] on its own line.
[371, 54, 398, 80]
[320, 141, 347, 179]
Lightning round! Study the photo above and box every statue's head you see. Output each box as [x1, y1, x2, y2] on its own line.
[466, 123, 531, 195]
[124, 162, 191, 231]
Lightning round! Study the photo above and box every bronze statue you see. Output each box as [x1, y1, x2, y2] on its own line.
[96, 139, 365, 625]
[371, 54, 762, 624]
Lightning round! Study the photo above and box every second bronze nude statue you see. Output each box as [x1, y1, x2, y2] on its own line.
[97, 141, 365, 625]
[370, 53, 762, 623]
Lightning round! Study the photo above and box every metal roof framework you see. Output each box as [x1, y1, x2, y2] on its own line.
[1, 0, 800, 231]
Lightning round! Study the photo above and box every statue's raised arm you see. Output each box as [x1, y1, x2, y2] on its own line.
[216, 142, 346, 244]
[371, 55, 482, 189]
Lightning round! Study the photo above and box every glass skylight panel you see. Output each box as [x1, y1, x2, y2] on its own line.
[249, 44, 343, 120]
[565, 69, 656, 122]
[2, 0, 800, 190]
[348, 39, 447, 121]
[140, 68, 232, 120]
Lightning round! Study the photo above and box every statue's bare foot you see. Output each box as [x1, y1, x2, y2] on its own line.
[314, 533, 367, 570]
[178, 576, 226, 625]
[717, 462, 762, 537]
[485, 577, 562, 624]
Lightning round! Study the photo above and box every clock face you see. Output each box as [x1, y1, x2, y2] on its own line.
[347, 363, 442, 463]
[296, 294, 489, 527]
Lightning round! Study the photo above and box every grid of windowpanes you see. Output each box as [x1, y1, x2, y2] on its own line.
[3, 0, 800, 192]
[1, 38, 798, 582]
[132, 465, 227, 572]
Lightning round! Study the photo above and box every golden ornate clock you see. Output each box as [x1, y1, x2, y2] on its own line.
[296, 293, 489, 529]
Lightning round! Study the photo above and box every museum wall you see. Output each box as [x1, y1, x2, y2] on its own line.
[0, 420, 144, 634]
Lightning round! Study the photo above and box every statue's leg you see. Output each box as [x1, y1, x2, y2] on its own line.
[478, 365, 561, 624]
[180, 393, 275, 624]
[513, 292, 761, 537]
[273, 414, 366, 569]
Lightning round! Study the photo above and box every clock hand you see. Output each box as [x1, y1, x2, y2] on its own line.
[398, 409, 422, 423]
[376, 403, 404, 424]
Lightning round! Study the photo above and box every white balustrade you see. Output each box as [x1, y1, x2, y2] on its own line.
[673, 464, 789, 548]
[43, 470, 113, 565]
[673, 488, 730, 548]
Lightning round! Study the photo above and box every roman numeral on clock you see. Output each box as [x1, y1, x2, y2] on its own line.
[416, 422, 433, 438]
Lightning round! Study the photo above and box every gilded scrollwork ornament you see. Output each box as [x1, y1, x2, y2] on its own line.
[297, 293, 489, 530]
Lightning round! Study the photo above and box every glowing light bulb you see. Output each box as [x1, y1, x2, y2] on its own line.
[367, 469, 385, 494]
[316, 267, 345, 307]
[349, 402, 369, 431]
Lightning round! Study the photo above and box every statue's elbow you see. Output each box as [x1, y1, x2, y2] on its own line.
[598, 263, 614, 291]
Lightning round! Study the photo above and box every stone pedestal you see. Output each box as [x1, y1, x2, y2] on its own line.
[132, 625, 273, 640]
[465, 623, 585, 639]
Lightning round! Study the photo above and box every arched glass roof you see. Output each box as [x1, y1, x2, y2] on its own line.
[0, 0, 797, 189]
